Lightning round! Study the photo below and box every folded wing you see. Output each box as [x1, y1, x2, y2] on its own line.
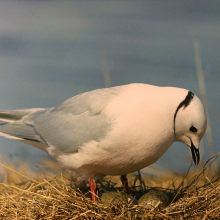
[0, 86, 121, 154]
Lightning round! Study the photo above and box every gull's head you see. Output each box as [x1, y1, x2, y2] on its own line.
[174, 91, 207, 165]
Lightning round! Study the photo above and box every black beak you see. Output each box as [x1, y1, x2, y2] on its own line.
[190, 139, 200, 165]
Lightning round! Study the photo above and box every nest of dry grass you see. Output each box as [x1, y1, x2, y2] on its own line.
[0, 153, 219, 219]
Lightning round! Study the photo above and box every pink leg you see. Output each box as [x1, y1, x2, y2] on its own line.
[121, 175, 132, 195]
[89, 178, 96, 202]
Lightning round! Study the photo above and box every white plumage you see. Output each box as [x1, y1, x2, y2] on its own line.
[0, 83, 207, 180]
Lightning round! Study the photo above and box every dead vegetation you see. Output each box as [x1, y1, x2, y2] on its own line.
[0, 153, 219, 219]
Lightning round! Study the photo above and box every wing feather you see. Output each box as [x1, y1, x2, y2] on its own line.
[0, 86, 122, 154]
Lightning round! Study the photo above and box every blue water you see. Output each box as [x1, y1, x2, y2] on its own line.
[0, 0, 219, 175]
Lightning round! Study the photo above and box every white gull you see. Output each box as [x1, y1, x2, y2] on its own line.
[0, 83, 207, 200]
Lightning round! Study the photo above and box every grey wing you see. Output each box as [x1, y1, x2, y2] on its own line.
[0, 86, 122, 154]
[24, 109, 112, 153]
[25, 86, 122, 153]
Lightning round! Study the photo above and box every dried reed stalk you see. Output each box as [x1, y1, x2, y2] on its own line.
[193, 31, 217, 171]
[0, 154, 219, 219]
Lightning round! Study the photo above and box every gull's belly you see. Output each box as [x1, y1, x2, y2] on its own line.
[95, 139, 173, 176]
[58, 134, 174, 179]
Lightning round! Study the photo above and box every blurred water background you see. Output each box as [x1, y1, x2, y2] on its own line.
[0, 0, 219, 176]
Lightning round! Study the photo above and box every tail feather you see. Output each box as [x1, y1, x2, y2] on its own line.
[0, 120, 40, 141]
[0, 108, 44, 122]
[0, 108, 49, 152]
[0, 108, 45, 142]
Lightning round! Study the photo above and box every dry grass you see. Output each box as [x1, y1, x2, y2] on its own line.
[0, 153, 219, 219]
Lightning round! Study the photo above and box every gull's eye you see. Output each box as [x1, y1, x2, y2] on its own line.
[190, 126, 197, 133]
